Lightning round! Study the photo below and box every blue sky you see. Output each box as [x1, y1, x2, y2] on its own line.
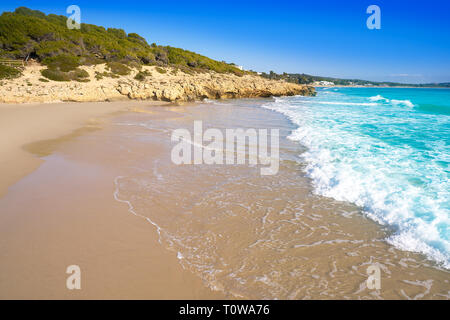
[1, 0, 449, 83]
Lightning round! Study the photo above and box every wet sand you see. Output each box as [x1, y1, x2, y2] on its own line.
[0, 100, 449, 299]
[0, 101, 168, 198]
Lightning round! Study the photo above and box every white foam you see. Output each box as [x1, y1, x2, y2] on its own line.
[391, 99, 415, 107]
[368, 95, 415, 107]
[369, 95, 388, 102]
[316, 101, 378, 106]
[113, 175, 164, 244]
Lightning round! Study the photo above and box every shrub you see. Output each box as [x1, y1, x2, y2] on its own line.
[0, 64, 22, 79]
[41, 68, 70, 81]
[134, 70, 151, 81]
[80, 55, 104, 66]
[14, 7, 46, 19]
[166, 46, 243, 75]
[36, 41, 80, 59]
[38, 77, 49, 82]
[178, 65, 194, 75]
[106, 61, 131, 76]
[95, 70, 119, 79]
[155, 66, 166, 74]
[134, 72, 145, 81]
[95, 71, 103, 80]
[107, 28, 127, 39]
[41, 67, 89, 81]
[126, 60, 142, 70]
[128, 33, 148, 46]
[0, 7, 248, 76]
[72, 68, 89, 81]
[42, 55, 80, 72]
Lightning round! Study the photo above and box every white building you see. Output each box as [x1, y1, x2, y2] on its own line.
[313, 80, 335, 86]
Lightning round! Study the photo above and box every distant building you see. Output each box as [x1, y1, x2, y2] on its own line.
[228, 62, 244, 71]
[313, 80, 335, 86]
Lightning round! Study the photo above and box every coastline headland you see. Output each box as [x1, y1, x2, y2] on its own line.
[0, 64, 315, 104]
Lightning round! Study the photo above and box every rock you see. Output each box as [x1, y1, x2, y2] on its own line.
[0, 64, 315, 103]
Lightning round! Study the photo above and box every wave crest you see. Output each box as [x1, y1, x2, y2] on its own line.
[369, 95, 415, 107]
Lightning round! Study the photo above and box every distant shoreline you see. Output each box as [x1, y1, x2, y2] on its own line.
[314, 85, 449, 89]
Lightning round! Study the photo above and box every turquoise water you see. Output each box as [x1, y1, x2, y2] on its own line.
[262, 87, 450, 268]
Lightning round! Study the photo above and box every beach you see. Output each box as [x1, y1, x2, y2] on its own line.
[0, 98, 448, 299]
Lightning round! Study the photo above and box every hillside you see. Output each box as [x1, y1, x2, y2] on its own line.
[0, 7, 316, 104]
[0, 7, 244, 81]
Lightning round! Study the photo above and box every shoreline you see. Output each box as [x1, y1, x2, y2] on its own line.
[0, 64, 315, 104]
[0, 100, 171, 198]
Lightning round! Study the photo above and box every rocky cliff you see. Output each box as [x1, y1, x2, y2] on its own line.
[0, 64, 315, 104]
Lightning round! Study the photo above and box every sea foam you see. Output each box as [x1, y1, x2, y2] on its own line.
[369, 95, 415, 107]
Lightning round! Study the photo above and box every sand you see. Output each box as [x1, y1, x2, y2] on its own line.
[0, 100, 224, 299]
[0, 100, 162, 197]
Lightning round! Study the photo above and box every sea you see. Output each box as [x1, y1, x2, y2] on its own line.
[262, 87, 450, 268]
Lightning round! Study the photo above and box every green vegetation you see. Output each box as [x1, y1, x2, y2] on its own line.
[105, 61, 131, 76]
[154, 66, 166, 74]
[0, 7, 244, 81]
[41, 66, 89, 82]
[94, 71, 105, 80]
[40, 69, 69, 81]
[0, 63, 21, 79]
[166, 47, 244, 76]
[38, 54, 89, 81]
[42, 55, 80, 72]
[92, 62, 131, 80]
[134, 69, 152, 81]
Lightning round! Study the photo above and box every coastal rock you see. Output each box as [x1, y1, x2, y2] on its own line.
[0, 65, 315, 104]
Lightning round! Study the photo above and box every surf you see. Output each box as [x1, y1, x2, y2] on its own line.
[262, 87, 450, 268]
